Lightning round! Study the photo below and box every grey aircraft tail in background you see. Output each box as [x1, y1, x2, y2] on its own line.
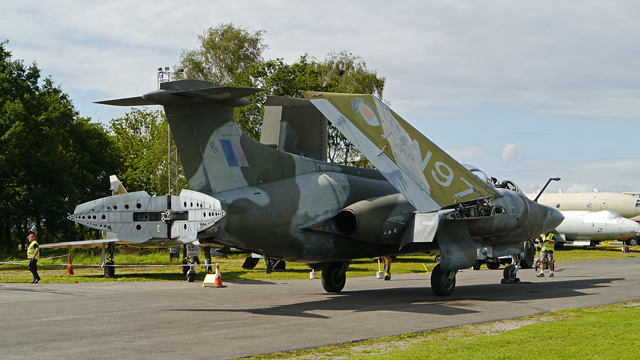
[69, 79, 563, 295]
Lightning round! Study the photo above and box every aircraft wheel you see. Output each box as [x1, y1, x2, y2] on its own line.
[486, 262, 500, 270]
[503, 264, 517, 282]
[472, 261, 481, 270]
[186, 269, 196, 282]
[321, 262, 347, 293]
[520, 240, 535, 269]
[104, 263, 115, 278]
[431, 264, 456, 296]
[434, 254, 441, 263]
[629, 238, 638, 246]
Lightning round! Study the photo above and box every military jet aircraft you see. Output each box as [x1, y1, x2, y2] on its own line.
[69, 79, 562, 296]
[526, 192, 640, 220]
[526, 191, 640, 245]
[553, 210, 640, 244]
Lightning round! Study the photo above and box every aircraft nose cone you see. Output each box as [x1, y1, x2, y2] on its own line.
[546, 207, 564, 232]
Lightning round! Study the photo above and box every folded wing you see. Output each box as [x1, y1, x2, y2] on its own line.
[303, 92, 500, 213]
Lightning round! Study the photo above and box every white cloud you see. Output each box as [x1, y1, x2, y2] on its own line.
[501, 144, 524, 167]
[2, 0, 640, 193]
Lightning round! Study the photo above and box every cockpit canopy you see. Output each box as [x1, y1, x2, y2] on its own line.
[463, 164, 523, 195]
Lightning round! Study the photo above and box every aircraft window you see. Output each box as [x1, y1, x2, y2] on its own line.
[587, 203, 592, 208]
[496, 180, 524, 194]
[462, 164, 492, 185]
[556, 204, 560, 208]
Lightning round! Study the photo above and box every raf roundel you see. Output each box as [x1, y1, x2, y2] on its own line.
[351, 97, 380, 126]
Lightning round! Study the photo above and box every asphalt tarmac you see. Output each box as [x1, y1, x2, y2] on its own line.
[3, 256, 640, 360]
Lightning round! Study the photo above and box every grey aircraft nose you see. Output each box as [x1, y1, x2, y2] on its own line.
[547, 207, 564, 230]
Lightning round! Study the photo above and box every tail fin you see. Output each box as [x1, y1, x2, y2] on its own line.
[98, 80, 300, 194]
[110, 175, 127, 195]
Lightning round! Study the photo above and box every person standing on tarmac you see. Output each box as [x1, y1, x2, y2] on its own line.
[381, 256, 392, 280]
[537, 232, 556, 278]
[27, 234, 41, 284]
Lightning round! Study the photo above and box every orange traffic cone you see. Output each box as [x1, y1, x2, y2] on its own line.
[66, 254, 75, 275]
[66, 254, 74, 275]
[213, 263, 226, 288]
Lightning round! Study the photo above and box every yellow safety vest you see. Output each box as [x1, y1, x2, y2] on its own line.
[27, 241, 39, 260]
[542, 234, 555, 252]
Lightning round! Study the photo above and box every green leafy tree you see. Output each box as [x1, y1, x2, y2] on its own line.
[0, 40, 121, 253]
[179, 23, 267, 85]
[235, 52, 386, 166]
[107, 107, 188, 196]
[178, 23, 386, 166]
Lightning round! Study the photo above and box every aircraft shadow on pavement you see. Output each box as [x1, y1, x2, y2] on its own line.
[168, 277, 621, 319]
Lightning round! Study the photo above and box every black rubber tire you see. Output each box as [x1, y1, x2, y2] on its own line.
[486, 262, 500, 270]
[430, 264, 456, 296]
[629, 238, 638, 246]
[503, 264, 517, 282]
[187, 269, 195, 282]
[104, 263, 115, 278]
[472, 261, 481, 270]
[520, 240, 535, 269]
[321, 262, 347, 293]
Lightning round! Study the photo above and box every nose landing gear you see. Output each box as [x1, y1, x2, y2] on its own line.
[501, 254, 521, 284]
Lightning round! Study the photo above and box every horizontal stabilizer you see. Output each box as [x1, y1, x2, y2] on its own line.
[169, 85, 263, 103]
[95, 96, 156, 106]
[96, 80, 264, 107]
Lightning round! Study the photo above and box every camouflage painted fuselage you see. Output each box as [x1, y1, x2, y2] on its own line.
[92, 79, 562, 271]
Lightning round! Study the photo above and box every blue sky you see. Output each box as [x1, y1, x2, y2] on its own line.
[2, 1, 639, 193]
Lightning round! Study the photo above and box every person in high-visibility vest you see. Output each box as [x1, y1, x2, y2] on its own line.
[537, 232, 556, 277]
[26, 234, 41, 284]
[381, 256, 392, 280]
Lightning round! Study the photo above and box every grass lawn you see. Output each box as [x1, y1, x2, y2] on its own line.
[251, 301, 640, 359]
[1, 245, 637, 283]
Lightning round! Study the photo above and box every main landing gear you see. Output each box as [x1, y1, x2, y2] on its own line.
[103, 243, 115, 278]
[316, 260, 461, 296]
[321, 262, 349, 293]
[430, 264, 457, 296]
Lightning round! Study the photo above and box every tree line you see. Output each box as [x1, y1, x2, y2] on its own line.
[0, 24, 386, 253]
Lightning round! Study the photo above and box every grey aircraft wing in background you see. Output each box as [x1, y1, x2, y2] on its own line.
[68, 79, 562, 296]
